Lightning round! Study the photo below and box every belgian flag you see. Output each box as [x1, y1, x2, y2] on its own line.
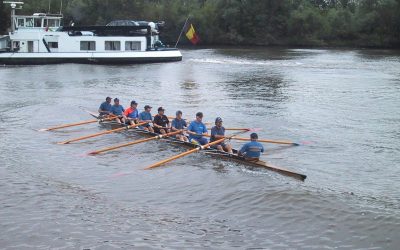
[185, 24, 200, 45]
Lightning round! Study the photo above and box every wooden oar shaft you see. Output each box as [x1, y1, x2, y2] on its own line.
[58, 121, 147, 144]
[144, 147, 200, 169]
[40, 119, 98, 131]
[90, 137, 156, 155]
[40, 115, 115, 131]
[89, 130, 183, 155]
[144, 137, 227, 170]
[232, 137, 296, 145]
[207, 128, 249, 131]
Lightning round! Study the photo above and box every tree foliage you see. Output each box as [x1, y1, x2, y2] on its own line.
[1, 0, 399, 47]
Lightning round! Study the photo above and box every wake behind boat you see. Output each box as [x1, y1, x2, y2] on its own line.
[0, 2, 182, 65]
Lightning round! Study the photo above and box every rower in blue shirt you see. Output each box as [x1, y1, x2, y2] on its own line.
[187, 112, 208, 145]
[98, 97, 112, 116]
[171, 110, 188, 141]
[110, 98, 126, 124]
[139, 105, 154, 133]
[239, 133, 264, 161]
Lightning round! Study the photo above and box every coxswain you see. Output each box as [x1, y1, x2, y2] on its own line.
[238, 133, 264, 161]
[210, 117, 233, 154]
[110, 98, 126, 124]
[171, 110, 188, 141]
[187, 112, 208, 145]
[124, 100, 139, 125]
[139, 105, 154, 133]
[153, 107, 170, 134]
[98, 97, 112, 116]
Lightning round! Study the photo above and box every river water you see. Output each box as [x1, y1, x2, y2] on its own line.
[1, 48, 399, 249]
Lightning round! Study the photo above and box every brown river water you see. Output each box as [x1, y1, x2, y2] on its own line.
[0, 48, 399, 249]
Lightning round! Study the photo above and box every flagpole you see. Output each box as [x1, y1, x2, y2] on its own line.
[174, 16, 190, 48]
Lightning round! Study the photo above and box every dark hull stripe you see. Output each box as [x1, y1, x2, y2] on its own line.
[0, 56, 182, 65]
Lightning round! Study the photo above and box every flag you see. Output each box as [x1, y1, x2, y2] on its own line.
[185, 24, 200, 45]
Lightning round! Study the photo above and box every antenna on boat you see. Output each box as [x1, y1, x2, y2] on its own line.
[48, 0, 51, 13]
[59, 0, 62, 14]
[174, 15, 190, 48]
[3, 1, 24, 33]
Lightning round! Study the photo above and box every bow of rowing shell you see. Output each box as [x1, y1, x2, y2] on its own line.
[94, 116, 307, 181]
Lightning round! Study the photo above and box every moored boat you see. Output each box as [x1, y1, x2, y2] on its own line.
[0, 2, 182, 65]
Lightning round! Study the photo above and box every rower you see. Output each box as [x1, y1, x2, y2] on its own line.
[187, 112, 208, 145]
[98, 97, 112, 116]
[124, 100, 139, 125]
[238, 133, 264, 161]
[210, 117, 233, 154]
[139, 105, 154, 133]
[171, 110, 188, 141]
[153, 107, 170, 134]
[110, 98, 126, 124]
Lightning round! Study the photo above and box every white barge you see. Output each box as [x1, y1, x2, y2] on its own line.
[0, 2, 182, 65]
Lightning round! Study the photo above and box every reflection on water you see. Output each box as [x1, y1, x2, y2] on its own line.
[225, 73, 287, 101]
[0, 47, 400, 249]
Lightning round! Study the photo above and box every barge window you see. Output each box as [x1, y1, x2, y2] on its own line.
[125, 41, 141, 51]
[48, 42, 58, 48]
[80, 41, 96, 51]
[34, 18, 42, 27]
[47, 19, 56, 27]
[26, 18, 34, 27]
[105, 41, 121, 51]
[17, 19, 25, 27]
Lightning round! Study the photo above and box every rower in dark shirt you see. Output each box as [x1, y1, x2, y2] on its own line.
[210, 117, 233, 154]
[153, 107, 170, 134]
[171, 110, 188, 141]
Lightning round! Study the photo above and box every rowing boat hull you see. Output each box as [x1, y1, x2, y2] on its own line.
[94, 116, 307, 181]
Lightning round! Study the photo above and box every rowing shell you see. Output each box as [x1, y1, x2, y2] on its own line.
[90, 114, 307, 181]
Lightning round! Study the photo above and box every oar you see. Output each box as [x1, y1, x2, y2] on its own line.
[57, 121, 148, 144]
[206, 127, 251, 131]
[144, 130, 248, 170]
[39, 115, 115, 131]
[88, 130, 183, 155]
[231, 137, 299, 146]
